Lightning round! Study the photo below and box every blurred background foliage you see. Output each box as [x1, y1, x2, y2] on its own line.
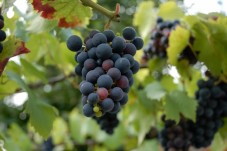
[0, 0, 226, 151]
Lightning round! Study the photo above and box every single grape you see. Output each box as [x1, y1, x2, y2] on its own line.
[84, 58, 97, 70]
[96, 43, 112, 60]
[97, 88, 109, 100]
[112, 37, 126, 53]
[102, 59, 114, 71]
[123, 43, 137, 56]
[132, 37, 144, 50]
[116, 76, 129, 89]
[131, 60, 140, 74]
[100, 98, 114, 112]
[83, 104, 94, 117]
[103, 30, 115, 42]
[122, 27, 136, 40]
[107, 68, 121, 81]
[80, 81, 94, 95]
[115, 58, 130, 74]
[88, 93, 99, 105]
[97, 75, 113, 89]
[77, 51, 88, 64]
[92, 33, 107, 46]
[66, 35, 82, 52]
[86, 69, 100, 84]
[110, 87, 124, 101]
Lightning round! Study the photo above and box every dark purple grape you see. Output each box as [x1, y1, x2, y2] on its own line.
[115, 58, 130, 74]
[88, 93, 99, 105]
[83, 104, 94, 117]
[66, 35, 82, 52]
[110, 87, 124, 101]
[96, 43, 112, 60]
[97, 75, 113, 89]
[122, 27, 136, 40]
[123, 43, 137, 56]
[100, 98, 114, 112]
[132, 37, 144, 50]
[112, 37, 126, 53]
[107, 68, 121, 81]
[80, 81, 94, 95]
[92, 33, 107, 46]
[103, 30, 115, 42]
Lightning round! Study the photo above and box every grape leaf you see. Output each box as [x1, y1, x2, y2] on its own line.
[31, 0, 91, 27]
[167, 26, 190, 65]
[144, 81, 166, 100]
[0, 36, 30, 76]
[158, 1, 184, 20]
[6, 71, 58, 139]
[192, 20, 227, 76]
[164, 90, 197, 123]
[133, 1, 156, 38]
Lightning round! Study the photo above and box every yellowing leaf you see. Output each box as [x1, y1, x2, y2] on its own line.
[158, 1, 184, 20]
[133, 1, 156, 38]
[167, 26, 190, 65]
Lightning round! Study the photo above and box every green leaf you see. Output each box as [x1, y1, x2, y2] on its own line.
[211, 133, 226, 151]
[20, 58, 48, 83]
[157, 1, 184, 20]
[6, 71, 57, 139]
[192, 20, 227, 76]
[7, 123, 33, 151]
[160, 75, 178, 92]
[26, 99, 58, 139]
[144, 81, 166, 100]
[133, 1, 156, 38]
[167, 26, 190, 65]
[164, 90, 197, 123]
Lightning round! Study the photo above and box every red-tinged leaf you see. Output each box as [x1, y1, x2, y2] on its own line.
[31, 0, 92, 28]
[58, 17, 82, 28]
[0, 40, 30, 76]
[32, 0, 55, 19]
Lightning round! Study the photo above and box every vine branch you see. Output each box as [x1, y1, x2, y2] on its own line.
[80, 0, 120, 22]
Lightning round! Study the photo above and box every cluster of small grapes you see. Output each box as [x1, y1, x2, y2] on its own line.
[159, 77, 227, 150]
[159, 116, 192, 151]
[93, 113, 119, 134]
[66, 27, 143, 119]
[189, 78, 227, 148]
[0, 15, 6, 53]
[142, 17, 197, 65]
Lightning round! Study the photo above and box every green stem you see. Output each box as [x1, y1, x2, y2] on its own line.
[80, 0, 120, 22]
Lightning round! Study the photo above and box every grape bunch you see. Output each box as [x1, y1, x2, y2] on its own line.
[0, 14, 6, 53]
[142, 17, 197, 65]
[189, 78, 227, 148]
[93, 113, 119, 134]
[159, 116, 192, 151]
[66, 27, 143, 118]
